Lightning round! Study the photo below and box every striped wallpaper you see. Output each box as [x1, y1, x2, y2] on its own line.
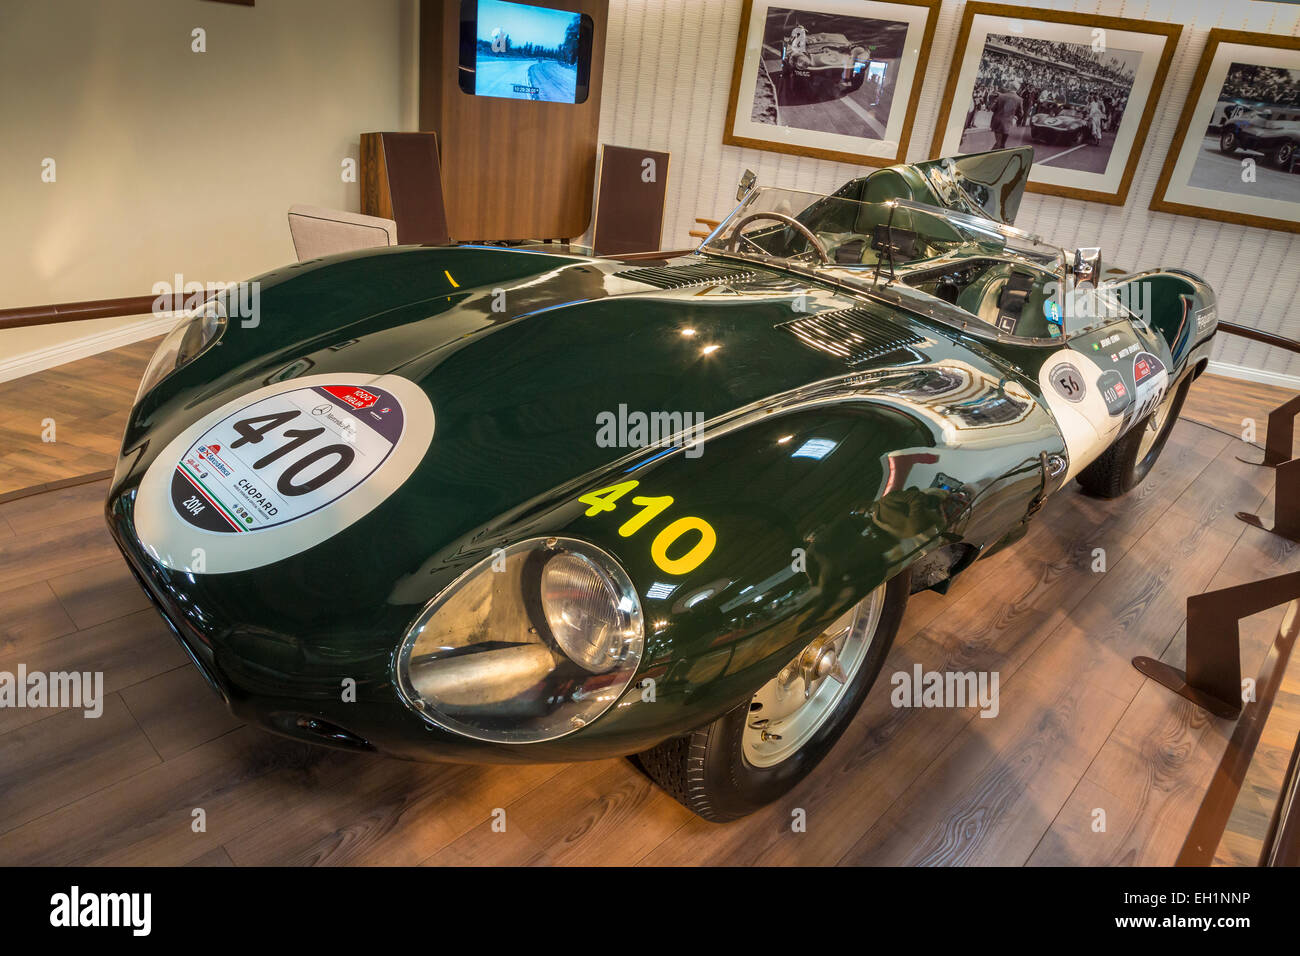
[593, 0, 1300, 382]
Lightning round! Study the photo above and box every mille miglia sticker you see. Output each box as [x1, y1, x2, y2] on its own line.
[134, 373, 435, 574]
[170, 384, 404, 533]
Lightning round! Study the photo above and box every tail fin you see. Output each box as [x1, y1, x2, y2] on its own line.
[834, 147, 1034, 227]
[911, 147, 1033, 226]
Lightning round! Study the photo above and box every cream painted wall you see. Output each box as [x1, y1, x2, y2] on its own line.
[596, 0, 1300, 383]
[0, 0, 419, 367]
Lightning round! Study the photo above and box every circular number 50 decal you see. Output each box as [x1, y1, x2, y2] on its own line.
[135, 374, 434, 573]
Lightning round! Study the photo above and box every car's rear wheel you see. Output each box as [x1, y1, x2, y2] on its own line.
[1076, 375, 1191, 499]
[632, 570, 909, 822]
[1220, 129, 1239, 154]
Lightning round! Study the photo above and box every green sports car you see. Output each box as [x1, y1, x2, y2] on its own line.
[106, 146, 1218, 821]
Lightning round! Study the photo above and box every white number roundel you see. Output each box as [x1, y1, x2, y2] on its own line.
[133, 373, 434, 573]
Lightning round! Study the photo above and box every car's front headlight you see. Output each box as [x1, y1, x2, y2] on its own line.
[395, 537, 644, 743]
[134, 296, 227, 403]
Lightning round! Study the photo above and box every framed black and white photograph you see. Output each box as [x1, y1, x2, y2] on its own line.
[929, 3, 1180, 204]
[723, 0, 939, 167]
[1151, 29, 1300, 234]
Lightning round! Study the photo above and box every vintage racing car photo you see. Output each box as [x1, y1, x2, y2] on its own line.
[1030, 100, 1093, 146]
[778, 27, 870, 103]
[1219, 106, 1300, 171]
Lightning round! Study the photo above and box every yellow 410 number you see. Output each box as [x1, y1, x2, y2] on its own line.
[578, 480, 716, 575]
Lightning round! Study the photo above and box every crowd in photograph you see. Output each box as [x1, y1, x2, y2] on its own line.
[991, 35, 1136, 86]
[1223, 64, 1300, 107]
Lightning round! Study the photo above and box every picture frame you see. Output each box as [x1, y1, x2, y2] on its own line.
[1149, 29, 1300, 235]
[927, 2, 1181, 205]
[722, 0, 940, 168]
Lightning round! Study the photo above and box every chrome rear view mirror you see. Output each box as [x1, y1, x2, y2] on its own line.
[737, 169, 757, 202]
[1073, 247, 1101, 286]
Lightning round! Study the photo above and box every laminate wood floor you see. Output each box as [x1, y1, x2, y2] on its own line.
[1, 405, 1296, 864]
[0, 338, 157, 495]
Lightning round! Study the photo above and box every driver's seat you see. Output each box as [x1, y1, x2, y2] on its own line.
[963, 268, 1055, 338]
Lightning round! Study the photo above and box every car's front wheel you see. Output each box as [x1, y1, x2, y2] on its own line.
[1220, 129, 1239, 154]
[1076, 375, 1191, 498]
[633, 570, 909, 822]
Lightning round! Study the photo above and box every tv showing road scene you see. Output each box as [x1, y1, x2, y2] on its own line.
[459, 0, 592, 104]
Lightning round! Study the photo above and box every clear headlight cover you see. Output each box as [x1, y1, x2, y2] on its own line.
[134, 296, 227, 403]
[395, 537, 644, 743]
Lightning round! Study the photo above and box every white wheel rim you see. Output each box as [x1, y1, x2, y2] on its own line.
[1137, 385, 1179, 462]
[741, 583, 886, 768]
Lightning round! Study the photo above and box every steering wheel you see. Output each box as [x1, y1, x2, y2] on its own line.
[726, 212, 831, 265]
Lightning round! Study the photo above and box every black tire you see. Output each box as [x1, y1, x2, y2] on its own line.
[1220, 129, 1239, 154]
[632, 569, 910, 822]
[1076, 375, 1191, 499]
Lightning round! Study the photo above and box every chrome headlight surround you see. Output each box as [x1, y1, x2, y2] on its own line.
[395, 537, 644, 744]
[134, 296, 227, 403]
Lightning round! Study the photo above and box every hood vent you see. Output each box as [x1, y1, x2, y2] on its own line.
[777, 308, 924, 366]
[616, 262, 760, 290]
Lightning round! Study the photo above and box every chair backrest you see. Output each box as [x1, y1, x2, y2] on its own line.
[359, 132, 451, 245]
[591, 144, 671, 256]
[287, 205, 397, 262]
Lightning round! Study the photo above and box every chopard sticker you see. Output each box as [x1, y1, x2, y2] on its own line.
[170, 384, 404, 533]
[1195, 306, 1217, 335]
[134, 373, 434, 573]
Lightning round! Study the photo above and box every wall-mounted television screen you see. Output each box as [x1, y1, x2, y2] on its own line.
[459, 0, 594, 104]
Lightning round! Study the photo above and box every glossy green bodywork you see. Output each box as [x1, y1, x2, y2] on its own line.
[106, 162, 1218, 764]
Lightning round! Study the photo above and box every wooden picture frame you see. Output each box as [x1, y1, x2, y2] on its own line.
[722, 0, 940, 168]
[1149, 29, 1300, 235]
[928, 2, 1181, 205]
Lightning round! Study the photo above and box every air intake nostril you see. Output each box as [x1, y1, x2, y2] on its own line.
[287, 715, 373, 751]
